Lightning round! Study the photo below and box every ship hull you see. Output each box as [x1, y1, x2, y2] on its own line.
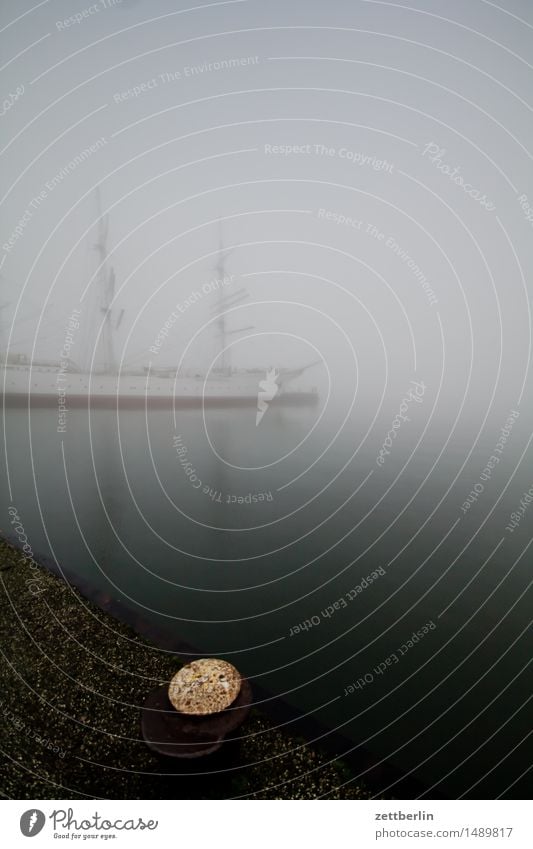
[2, 390, 319, 409]
[1, 366, 319, 409]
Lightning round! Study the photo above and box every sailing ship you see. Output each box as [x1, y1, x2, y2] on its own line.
[1, 198, 320, 409]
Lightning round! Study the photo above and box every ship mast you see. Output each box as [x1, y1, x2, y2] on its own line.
[0, 301, 8, 364]
[212, 226, 251, 375]
[215, 232, 229, 374]
[94, 188, 116, 374]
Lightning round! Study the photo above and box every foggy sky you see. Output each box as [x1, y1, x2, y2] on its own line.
[1, 0, 532, 418]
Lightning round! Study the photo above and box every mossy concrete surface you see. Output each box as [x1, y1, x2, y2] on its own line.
[0, 538, 371, 800]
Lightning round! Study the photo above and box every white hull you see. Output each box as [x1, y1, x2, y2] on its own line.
[1, 365, 319, 408]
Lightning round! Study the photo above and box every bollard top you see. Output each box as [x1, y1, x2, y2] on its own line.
[168, 658, 242, 715]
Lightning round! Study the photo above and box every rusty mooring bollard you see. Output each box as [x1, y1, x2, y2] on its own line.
[141, 658, 252, 759]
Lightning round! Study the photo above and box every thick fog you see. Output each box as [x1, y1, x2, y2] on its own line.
[1, 0, 532, 422]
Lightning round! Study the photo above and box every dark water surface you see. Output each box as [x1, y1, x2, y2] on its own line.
[2, 401, 531, 798]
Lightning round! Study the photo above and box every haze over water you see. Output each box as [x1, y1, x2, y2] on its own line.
[1, 0, 532, 800]
[2, 393, 531, 797]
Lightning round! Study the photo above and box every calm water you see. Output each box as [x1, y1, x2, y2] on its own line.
[2, 398, 531, 798]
